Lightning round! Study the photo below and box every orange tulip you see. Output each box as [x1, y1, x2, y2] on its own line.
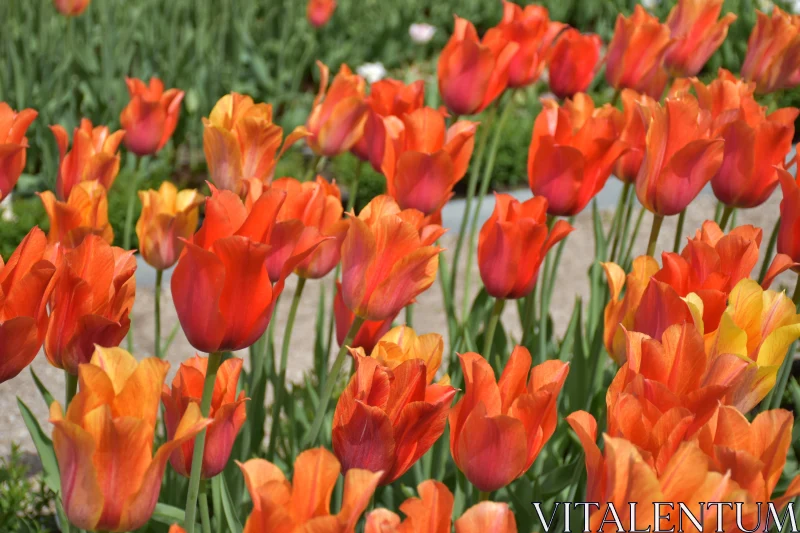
[449, 348, 568, 492]
[340, 195, 444, 321]
[612, 89, 647, 183]
[455, 503, 517, 533]
[333, 326, 455, 484]
[478, 194, 573, 299]
[0, 227, 56, 383]
[334, 280, 395, 353]
[0, 103, 37, 201]
[365, 480, 453, 533]
[119, 77, 184, 156]
[50, 346, 210, 532]
[171, 185, 323, 353]
[605, 5, 671, 98]
[437, 16, 518, 116]
[50, 118, 125, 201]
[307, 62, 368, 157]
[238, 447, 381, 533]
[44, 235, 136, 374]
[663, 0, 737, 77]
[39, 181, 114, 248]
[136, 181, 203, 271]
[203, 92, 308, 194]
[482, 2, 562, 89]
[352, 79, 425, 172]
[635, 94, 723, 216]
[547, 28, 602, 99]
[162, 355, 247, 479]
[381, 107, 477, 217]
[270, 176, 348, 279]
[53, 0, 90, 16]
[169, 526, 186, 533]
[528, 93, 627, 216]
[741, 7, 800, 94]
[778, 168, 800, 268]
[307, 0, 336, 28]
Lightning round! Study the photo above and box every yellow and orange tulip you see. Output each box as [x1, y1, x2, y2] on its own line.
[741, 7, 800, 94]
[306, 62, 368, 157]
[39, 181, 114, 249]
[0, 103, 37, 201]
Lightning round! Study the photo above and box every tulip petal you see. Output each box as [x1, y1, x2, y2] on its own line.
[289, 447, 341, 523]
[455, 502, 517, 533]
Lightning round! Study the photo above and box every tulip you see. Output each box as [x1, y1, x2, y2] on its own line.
[53, 0, 90, 16]
[635, 94, 723, 217]
[0, 103, 37, 201]
[50, 118, 125, 201]
[203, 92, 308, 194]
[340, 195, 444, 321]
[778, 168, 800, 268]
[162, 355, 247, 479]
[450, 348, 568, 492]
[0, 227, 56, 383]
[333, 327, 456, 484]
[528, 93, 627, 216]
[437, 16, 519, 116]
[381, 107, 477, 217]
[366, 480, 454, 533]
[271, 176, 348, 279]
[483, 2, 561, 89]
[741, 7, 800, 94]
[238, 447, 381, 533]
[455, 503, 517, 533]
[663, 0, 737, 77]
[44, 235, 136, 374]
[171, 185, 323, 353]
[605, 5, 671, 99]
[478, 194, 573, 299]
[119, 77, 184, 156]
[39, 181, 114, 248]
[50, 346, 210, 532]
[352, 78, 425, 172]
[547, 28, 602, 99]
[334, 281, 395, 353]
[306, 62, 368, 157]
[675, 69, 762, 135]
[612, 89, 647, 183]
[307, 0, 336, 28]
[136, 181, 203, 271]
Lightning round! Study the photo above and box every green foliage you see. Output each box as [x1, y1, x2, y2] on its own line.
[0, 444, 58, 533]
[0, 196, 49, 259]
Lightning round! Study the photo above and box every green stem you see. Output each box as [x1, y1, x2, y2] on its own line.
[461, 94, 516, 320]
[485, 298, 505, 367]
[199, 480, 212, 533]
[65, 371, 78, 407]
[123, 156, 147, 251]
[713, 201, 723, 224]
[184, 351, 223, 533]
[612, 187, 636, 263]
[610, 88, 621, 107]
[405, 303, 414, 328]
[718, 205, 734, 232]
[478, 490, 491, 503]
[793, 277, 800, 307]
[304, 154, 325, 182]
[672, 209, 687, 253]
[608, 182, 631, 261]
[304, 316, 366, 447]
[266, 277, 306, 461]
[154, 269, 163, 358]
[622, 206, 646, 269]
[347, 161, 362, 212]
[758, 220, 781, 285]
[646, 213, 664, 258]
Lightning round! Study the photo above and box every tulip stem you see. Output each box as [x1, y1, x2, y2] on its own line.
[199, 480, 212, 533]
[347, 161, 362, 212]
[759, 220, 781, 284]
[622, 207, 647, 270]
[405, 303, 414, 328]
[646, 214, 664, 258]
[672, 209, 687, 253]
[478, 490, 491, 503]
[154, 269, 163, 358]
[718, 205, 735, 232]
[484, 298, 505, 366]
[608, 182, 631, 262]
[267, 276, 306, 461]
[304, 155, 324, 182]
[65, 371, 78, 407]
[123, 155, 148, 251]
[184, 351, 223, 533]
[304, 316, 365, 447]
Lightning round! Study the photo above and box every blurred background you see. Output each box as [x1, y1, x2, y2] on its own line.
[0, 0, 796, 257]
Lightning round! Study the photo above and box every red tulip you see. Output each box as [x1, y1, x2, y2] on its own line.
[664, 0, 737, 77]
[547, 28, 602, 99]
[478, 194, 573, 299]
[171, 186, 324, 353]
[307, 0, 336, 28]
[437, 16, 519, 116]
[0, 103, 37, 201]
[0, 227, 56, 383]
[53, 0, 90, 16]
[162, 355, 247, 479]
[334, 281, 395, 353]
[307, 62, 368, 157]
[528, 93, 627, 216]
[120, 77, 184, 156]
[605, 5, 671, 98]
[741, 7, 800, 94]
[778, 168, 800, 269]
[612, 89, 647, 183]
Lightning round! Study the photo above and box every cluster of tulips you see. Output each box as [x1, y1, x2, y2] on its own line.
[5, 0, 800, 531]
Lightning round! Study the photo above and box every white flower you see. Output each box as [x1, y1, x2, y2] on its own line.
[641, 0, 661, 8]
[356, 62, 387, 84]
[409, 23, 436, 44]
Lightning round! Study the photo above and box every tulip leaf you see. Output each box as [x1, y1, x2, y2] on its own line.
[16, 398, 59, 493]
[151, 502, 201, 530]
[29, 368, 55, 409]
[214, 474, 244, 533]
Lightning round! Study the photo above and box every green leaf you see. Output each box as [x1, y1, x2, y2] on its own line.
[151, 502, 200, 530]
[214, 474, 244, 533]
[16, 398, 60, 493]
[30, 367, 55, 409]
